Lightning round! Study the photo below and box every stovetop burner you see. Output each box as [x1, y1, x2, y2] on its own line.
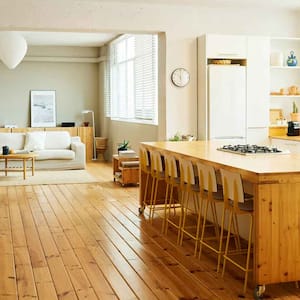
[218, 144, 288, 155]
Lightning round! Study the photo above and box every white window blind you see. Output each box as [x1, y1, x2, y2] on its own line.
[105, 34, 158, 124]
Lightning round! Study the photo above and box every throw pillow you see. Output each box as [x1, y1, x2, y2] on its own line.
[24, 132, 46, 151]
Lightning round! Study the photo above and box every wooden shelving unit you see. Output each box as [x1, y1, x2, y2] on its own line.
[112, 154, 139, 186]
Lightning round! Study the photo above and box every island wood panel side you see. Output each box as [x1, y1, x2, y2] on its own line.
[256, 180, 300, 284]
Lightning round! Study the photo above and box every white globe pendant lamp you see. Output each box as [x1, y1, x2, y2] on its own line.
[0, 31, 27, 69]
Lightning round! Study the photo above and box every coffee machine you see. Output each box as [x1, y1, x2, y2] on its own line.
[287, 121, 300, 136]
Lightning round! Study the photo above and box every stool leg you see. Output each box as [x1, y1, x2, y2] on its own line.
[233, 214, 241, 251]
[243, 214, 253, 294]
[149, 176, 156, 222]
[198, 196, 209, 260]
[211, 201, 220, 239]
[162, 182, 170, 233]
[143, 173, 150, 210]
[222, 210, 233, 278]
[217, 205, 226, 273]
[194, 193, 202, 256]
[179, 190, 188, 246]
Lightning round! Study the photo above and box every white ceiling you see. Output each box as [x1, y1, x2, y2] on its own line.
[18, 31, 119, 47]
[15, 0, 300, 47]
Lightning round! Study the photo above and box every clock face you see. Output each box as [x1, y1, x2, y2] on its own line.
[171, 68, 190, 87]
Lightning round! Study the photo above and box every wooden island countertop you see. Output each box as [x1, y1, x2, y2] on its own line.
[140, 140, 300, 288]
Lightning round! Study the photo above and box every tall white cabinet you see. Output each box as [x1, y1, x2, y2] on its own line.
[197, 34, 270, 144]
[246, 36, 270, 144]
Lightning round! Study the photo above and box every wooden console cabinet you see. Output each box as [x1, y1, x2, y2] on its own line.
[112, 154, 139, 186]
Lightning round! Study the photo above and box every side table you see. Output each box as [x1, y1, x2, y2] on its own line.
[112, 154, 139, 186]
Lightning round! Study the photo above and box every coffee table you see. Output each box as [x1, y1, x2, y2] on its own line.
[0, 153, 38, 179]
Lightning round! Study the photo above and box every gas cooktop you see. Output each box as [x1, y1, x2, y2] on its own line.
[217, 144, 290, 155]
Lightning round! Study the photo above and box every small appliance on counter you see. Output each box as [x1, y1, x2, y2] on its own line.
[287, 121, 300, 136]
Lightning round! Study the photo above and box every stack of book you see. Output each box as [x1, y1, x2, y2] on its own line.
[118, 149, 137, 157]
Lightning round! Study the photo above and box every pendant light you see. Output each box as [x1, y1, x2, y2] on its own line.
[0, 31, 27, 69]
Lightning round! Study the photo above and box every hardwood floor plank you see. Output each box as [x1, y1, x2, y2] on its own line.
[0, 187, 17, 299]
[64, 184, 218, 299]
[39, 185, 118, 299]
[15, 187, 47, 269]
[1, 162, 300, 299]
[31, 186, 101, 299]
[14, 249, 46, 300]
[74, 248, 118, 299]
[33, 267, 58, 300]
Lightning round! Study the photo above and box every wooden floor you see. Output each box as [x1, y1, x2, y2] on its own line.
[1, 161, 300, 299]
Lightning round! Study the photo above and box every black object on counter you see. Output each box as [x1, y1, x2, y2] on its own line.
[287, 121, 300, 136]
[2, 145, 9, 155]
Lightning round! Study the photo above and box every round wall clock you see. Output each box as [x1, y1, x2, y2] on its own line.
[171, 68, 190, 87]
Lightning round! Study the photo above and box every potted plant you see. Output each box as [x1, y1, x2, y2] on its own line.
[117, 140, 130, 151]
[290, 101, 300, 121]
[169, 132, 181, 141]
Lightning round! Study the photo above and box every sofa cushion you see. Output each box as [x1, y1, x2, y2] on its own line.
[24, 132, 46, 151]
[44, 131, 71, 150]
[0, 133, 25, 150]
[36, 149, 75, 160]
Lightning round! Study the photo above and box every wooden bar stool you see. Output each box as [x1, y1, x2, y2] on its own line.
[148, 150, 165, 223]
[139, 146, 152, 214]
[220, 168, 254, 295]
[163, 154, 181, 241]
[179, 158, 202, 256]
[196, 162, 224, 272]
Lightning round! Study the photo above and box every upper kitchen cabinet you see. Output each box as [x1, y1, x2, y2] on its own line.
[205, 34, 247, 59]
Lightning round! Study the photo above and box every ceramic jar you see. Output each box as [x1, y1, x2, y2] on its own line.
[287, 50, 298, 66]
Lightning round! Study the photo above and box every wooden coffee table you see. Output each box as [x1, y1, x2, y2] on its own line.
[0, 153, 38, 179]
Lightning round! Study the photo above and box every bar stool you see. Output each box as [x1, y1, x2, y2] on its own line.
[220, 168, 254, 295]
[179, 158, 202, 256]
[139, 146, 151, 214]
[163, 154, 181, 241]
[196, 162, 224, 272]
[148, 150, 165, 223]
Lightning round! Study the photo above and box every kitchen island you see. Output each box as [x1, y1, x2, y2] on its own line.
[140, 140, 300, 291]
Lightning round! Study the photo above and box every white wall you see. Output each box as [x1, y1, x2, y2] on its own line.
[0, 0, 300, 146]
[0, 46, 99, 130]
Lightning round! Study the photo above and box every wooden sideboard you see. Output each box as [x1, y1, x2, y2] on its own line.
[0, 126, 94, 161]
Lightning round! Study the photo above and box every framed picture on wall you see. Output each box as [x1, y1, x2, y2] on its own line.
[30, 90, 56, 127]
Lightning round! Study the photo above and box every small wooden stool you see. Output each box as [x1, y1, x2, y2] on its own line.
[95, 137, 108, 161]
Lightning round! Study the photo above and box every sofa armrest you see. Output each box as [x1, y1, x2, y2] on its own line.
[71, 136, 81, 143]
[71, 141, 86, 168]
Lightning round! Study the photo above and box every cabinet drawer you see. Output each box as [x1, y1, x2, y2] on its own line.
[206, 34, 247, 59]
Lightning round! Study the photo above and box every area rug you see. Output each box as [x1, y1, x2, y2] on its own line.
[0, 169, 99, 186]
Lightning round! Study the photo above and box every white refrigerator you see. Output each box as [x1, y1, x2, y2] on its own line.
[208, 64, 246, 141]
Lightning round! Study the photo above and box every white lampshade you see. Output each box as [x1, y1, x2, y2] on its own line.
[82, 110, 93, 114]
[0, 31, 27, 69]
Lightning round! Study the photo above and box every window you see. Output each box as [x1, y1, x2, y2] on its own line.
[105, 34, 158, 124]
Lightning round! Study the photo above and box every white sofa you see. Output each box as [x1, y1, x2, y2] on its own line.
[0, 131, 86, 170]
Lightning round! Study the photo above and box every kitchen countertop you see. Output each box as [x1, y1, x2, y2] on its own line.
[270, 135, 300, 141]
[141, 140, 300, 178]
